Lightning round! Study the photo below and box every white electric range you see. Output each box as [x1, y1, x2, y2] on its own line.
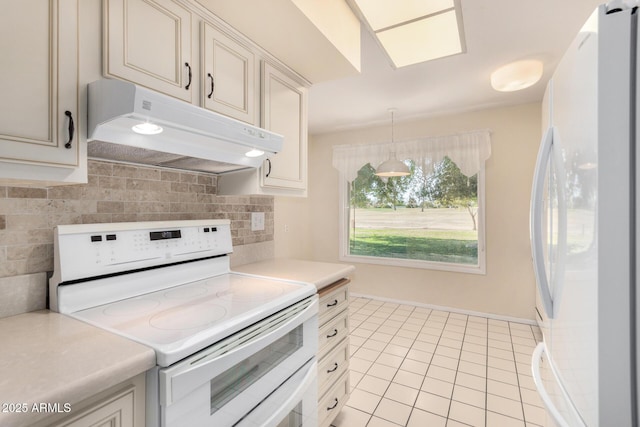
[49, 219, 319, 427]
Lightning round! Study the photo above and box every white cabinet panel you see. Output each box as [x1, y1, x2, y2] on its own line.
[201, 22, 256, 124]
[216, 62, 309, 196]
[261, 62, 307, 191]
[53, 388, 134, 427]
[0, 0, 78, 168]
[104, 0, 193, 102]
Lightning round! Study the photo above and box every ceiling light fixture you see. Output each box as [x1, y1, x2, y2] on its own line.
[375, 109, 410, 177]
[132, 122, 163, 135]
[348, 0, 466, 68]
[490, 60, 543, 92]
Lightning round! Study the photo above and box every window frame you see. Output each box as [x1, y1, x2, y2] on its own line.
[338, 163, 487, 275]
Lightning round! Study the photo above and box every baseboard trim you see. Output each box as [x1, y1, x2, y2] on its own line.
[350, 292, 536, 326]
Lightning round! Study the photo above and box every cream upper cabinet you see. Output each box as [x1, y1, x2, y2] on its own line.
[0, 0, 79, 170]
[216, 61, 308, 197]
[261, 62, 308, 192]
[103, 0, 194, 103]
[201, 22, 257, 124]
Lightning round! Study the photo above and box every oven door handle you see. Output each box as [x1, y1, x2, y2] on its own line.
[160, 296, 319, 406]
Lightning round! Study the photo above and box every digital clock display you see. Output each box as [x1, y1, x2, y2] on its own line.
[149, 230, 182, 241]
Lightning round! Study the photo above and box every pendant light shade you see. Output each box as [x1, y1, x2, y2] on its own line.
[375, 157, 411, 177]
[375, 109, 410, 177]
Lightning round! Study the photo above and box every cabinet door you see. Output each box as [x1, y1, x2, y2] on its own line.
[0, 0, 78, 167]
[261, 62, 308, 191]
[53, 387, 135, 427]
[104, 0, 193, 102]
[201, 22, 256, 124]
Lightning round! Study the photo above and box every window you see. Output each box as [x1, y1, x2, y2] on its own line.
[334, 130, 490, 273]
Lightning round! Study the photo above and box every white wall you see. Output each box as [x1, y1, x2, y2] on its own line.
[276, 102, 542, 320]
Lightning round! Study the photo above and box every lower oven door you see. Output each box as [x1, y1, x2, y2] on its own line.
[237, 357, 317, 427]
[157, 295, 318, 427]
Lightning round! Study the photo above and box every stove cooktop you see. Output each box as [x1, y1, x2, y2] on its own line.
[69, 272, 315, 366]
[50, 220, 317, 367]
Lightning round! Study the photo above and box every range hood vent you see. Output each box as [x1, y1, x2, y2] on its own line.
[87, 79, 283, 174]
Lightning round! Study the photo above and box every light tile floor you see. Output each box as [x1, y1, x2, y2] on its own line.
[330, 297, 546, 427]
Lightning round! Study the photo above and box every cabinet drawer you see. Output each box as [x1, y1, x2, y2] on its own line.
[318, 309, 349, 355]
[318, 281, 349, 326]
[318, 371, 349, 427]
[318, 337, 349, 398]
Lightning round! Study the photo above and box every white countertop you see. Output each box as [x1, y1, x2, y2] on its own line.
[0, 310, 156, 427]
[233, 258, 355, 290]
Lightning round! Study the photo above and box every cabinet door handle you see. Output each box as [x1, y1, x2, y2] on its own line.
[327, 363, 338, 373]
[64, 110, 74, 149]
[184, 62, 192, 90]
[327, 299, 338, 307]
[326, 329, 338, 338]
[207, 73, 215, 98]
[265, 158, 272, 177]
[327, 398, 339, 411]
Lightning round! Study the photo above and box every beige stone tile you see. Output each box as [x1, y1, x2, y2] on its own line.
[448, 400, 485, 427]
[487, 393, 524, 420]
[7, 187, 47, 199]
[452, 384, 486, 409]
[407, 408, 446, 427]
[347, 388, 382, 414]
[384, 382, 419, 406]
[357, 375, 390, 396]
[414, 391, 450, 417]
[392, 369, 424, 390]
[373, 398, 411, 425]
[160, 170, 181, 182]
[421, 376, 454, 398]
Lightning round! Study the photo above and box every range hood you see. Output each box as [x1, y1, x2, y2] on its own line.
[87, 79, 283, 174]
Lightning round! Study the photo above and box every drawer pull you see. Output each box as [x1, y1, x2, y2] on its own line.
[327, 398, 339, 411]
[64, 111, 74, 149]
[207, 73, 215, 98]
[326, 329, 338, 338]
[327, 363, 338, 373]
[184, 62, 192, 90]
[326, 299, 338, 307]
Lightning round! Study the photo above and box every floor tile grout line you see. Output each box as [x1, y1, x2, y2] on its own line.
[373, 302, 431, 426]
[354, 298, 451, 425]
[403, 305, 451, 426]
[346, 298, 543, 427]
[355, 300, 419, 426]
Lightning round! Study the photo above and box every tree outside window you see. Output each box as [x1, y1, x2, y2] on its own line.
[347, 156, 481, 268]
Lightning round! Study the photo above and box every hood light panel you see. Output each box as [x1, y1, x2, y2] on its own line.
[245, 149, 265, 158]
[132, 122, 164, 135]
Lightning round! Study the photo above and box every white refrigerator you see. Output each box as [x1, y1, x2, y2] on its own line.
[530, 3, 639, 426]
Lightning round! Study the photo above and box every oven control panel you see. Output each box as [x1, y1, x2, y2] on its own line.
[54, 220, 233, 282]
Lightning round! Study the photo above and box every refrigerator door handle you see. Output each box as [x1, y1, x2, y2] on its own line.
[532, 342, 586, 427]
[532, 343, 570, 427]
[531, 126, 555, 318]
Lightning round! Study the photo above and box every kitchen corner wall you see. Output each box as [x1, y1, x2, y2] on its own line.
[275, 102, 541, 320]
[0, 160, 273, 317]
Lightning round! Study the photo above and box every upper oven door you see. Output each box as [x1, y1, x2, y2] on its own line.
[158, 295, 318, 427]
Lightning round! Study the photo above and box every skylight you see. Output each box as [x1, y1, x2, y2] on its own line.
[349, 0, 466, 68]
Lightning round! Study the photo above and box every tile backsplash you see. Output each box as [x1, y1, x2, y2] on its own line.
[0, 160, 274, 280]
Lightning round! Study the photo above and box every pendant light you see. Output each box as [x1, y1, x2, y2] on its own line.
[375, 108, 410, 177]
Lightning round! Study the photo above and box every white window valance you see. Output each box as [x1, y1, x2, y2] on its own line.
[332, 129, 492, 182]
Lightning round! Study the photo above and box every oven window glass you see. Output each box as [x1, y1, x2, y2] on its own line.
[210, 325, 303, 414]
[276, 402, 303, 427]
